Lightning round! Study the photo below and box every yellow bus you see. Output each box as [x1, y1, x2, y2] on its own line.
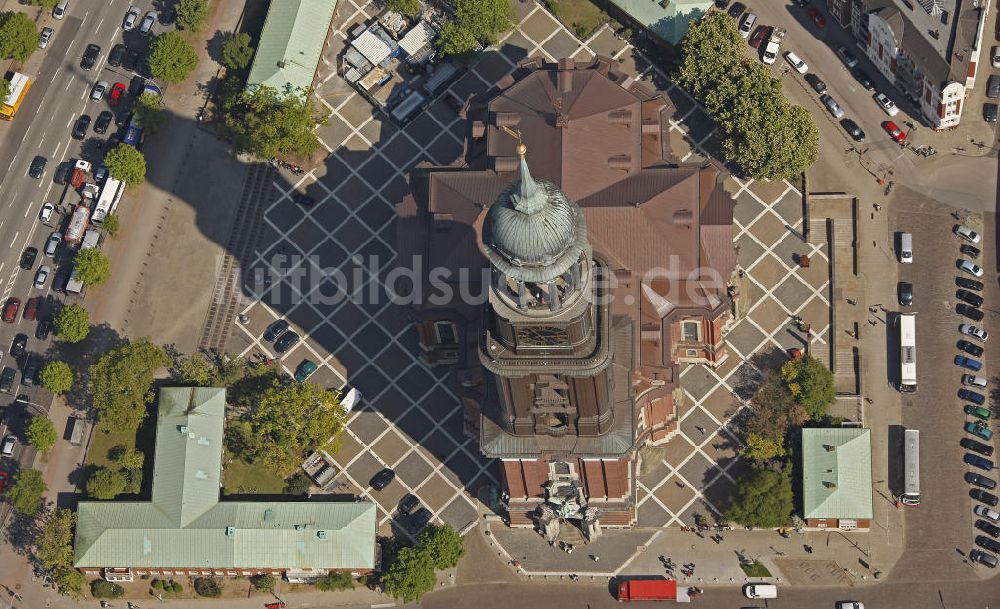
[1, 72, 32, 120]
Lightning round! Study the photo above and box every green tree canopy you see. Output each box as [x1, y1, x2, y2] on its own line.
[86, 467, 128, 500]
[284, 471, 312, 495]
[102, 213, 121, 238]
[250, 573, 275, 592]
[148, 31, 199, 84]
[176, 0, 209, 32]
[91, 581, 124, 599]
[781, 354, 836, 420]
[221, 31, 254, 71]
[747, 372, 808, 443]
[0, 11, 38, 61]
[222, 84, 324, 159]
[29, 0, 61, 8]
[386, 0, 421, 16]
[315, 572, 354, 591]
[741, 431, 786, 463]
[0, 78, 11, 105]
[37, 508, 85, 594]
[725, 468, 794, 528]
[114, 447, 145, 471]
[172, 353, 215, 386]
[380, 546, 436, 602]
[674, 12, 818, 179]
[240, 381, 346, 474]
[26, 415, 57, 452]
[105, 143, 147, 185]
[73, 248, 111, 287]
[89, 337, 170, 433]
[40, 361, 75, 395]
[133, 92, 168, 135]
[419, 524, 464, 569]
[193, 578, 222, 597]
[7, 469, 46, 515]
[54, 303, 90, 343]
[435, 0, 514, 56]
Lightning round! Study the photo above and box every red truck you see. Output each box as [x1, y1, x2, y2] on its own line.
[617, 579, 677, 601]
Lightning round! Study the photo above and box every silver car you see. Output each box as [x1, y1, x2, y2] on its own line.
[90, 80, 108, 102]
[34, 265, 50, 289]
[123, 6, 140, 30]
[820, 94, 845, 118]
[139, 11, 156, 36]
[39, 27, 53, 49]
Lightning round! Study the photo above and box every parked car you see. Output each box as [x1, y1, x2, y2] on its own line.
[955, 224, 981, 243]
[10, 334, 27, 359]
[784, 51, 808, 74]
[81, 43, 100, 70]
[90, 80, 108, 102]
[986, 103, 998, 124]
[874, 92, 899, 116]
[977, 519, 1000, 538]
[398, 493, 420, 515]
[109, 82, 126, 106]
[837, 45, 859, 67]
[807, 7, 826, 27]
[19, 247, 37, 270]
[821, 94, 844, 118]
[957, 277, 984, 291]
[973, 488, 1000, 506]
[963, 374, 988, 388]
[898, 282, 913, 306]
[408, 507, 433, 534]
[966, 453, 995, 471]
[39, 26, 53, 49]
[29, 155, 46, 179]
[36, 318, 51, 340]
[727, 1, 746, 18]
[841, 118, 865, 141]
[961, 324, 989, 342]
[959, 259, 985, 277]
[72, 114, 91, 140]
[957, 289, 984, 307]
[958, 303, 985, 321]
[0, 368, 15, 393]
[21, 358, 38, 386]
[1, 435, 16, 456]
[977, 535, 1000, 552]
[370, 468, 396, 490]
[966, 404, 992, 420]
[976, 504, 1000, 522]
[957, 356, 984, 373]
[970, 548, 998, 568]
[748, 25, 769, 49]
[961, 389, 987, 405]
[33, 265, 50, 289]
[853, 69, 874, 90]
[967, 472, 998, 489]
[989, 75, 1000, 99]
[959, 340, 984, 357]
[965, 437, 996, 457]
[262, 319, 289, 341]
[273, 330, 300, 354]
[882, 121, 906, 142]
[139, 10, 156, 36]
[966, 420, 993, 440]
[961, 244, 981, 259]
[2, 298, 21, 323]
[108, 43, 126, 67]
[805, 73, 826, 94]
[123, 6, 140, 30]
[23, 297, 40, 321]
[44, 232, 61, 257]
[94, 110, 113, 135]
[294, 359, 317, 382]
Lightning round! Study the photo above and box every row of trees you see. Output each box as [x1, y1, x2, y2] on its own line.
[436, 0, 514, 57]
[86, 445, 145, 500]
[674, 12, 818, 180]
[36, 508, 87, 594]
[380, 525, 464, 602]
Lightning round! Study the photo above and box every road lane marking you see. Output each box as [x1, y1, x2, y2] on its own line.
[9, 232, 18, 248]
[66, 116, 72, 128]
[23, 205, 30, 218]
[43, 184, 53, 201]
[97, 17, 104, 31]
[52, 141, 62, 159]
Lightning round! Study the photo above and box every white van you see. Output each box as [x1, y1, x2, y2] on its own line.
[739, 13, 757, 38]
[743, 583, 778, 599]
[1, 435, 16, 457]
[899, 232, 913, 263]
[53, 0, 69, 20]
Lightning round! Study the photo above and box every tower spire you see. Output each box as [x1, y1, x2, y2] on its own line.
[510, 142, 546, 214]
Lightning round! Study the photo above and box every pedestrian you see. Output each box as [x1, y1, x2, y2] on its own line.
[695, 425, 706, 435]
[804, 544, 813, 554]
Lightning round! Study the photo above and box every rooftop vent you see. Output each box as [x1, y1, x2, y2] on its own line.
[195, 470, 209, 480]
[823, 480, 838, 489]
[264, 509, 274, 522]
[317, 530, 328, 540]
[608, 154, 632, 171]
[225, 526, 236, 538]
[672, 209, 693, 226]
[823, 444, 836, 452]
[608, 109, 632, 125]
[178, 425, 189, 434]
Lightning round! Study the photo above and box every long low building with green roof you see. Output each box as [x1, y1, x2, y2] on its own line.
[245, 0, 338, 96]
[74, 387, 376, 583]
[801, 427, 873, 531]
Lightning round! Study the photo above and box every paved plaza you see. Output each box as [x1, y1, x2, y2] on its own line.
[215, 1, 834, 542]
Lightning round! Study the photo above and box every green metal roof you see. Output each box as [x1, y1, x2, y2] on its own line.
[245, 0, 338, 95]
[607, 0, 714, 44]
[801, 428, 874, 520]
[75, 387, 376, 570]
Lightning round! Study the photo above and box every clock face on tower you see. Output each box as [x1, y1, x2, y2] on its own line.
[516, 325, 568, 346]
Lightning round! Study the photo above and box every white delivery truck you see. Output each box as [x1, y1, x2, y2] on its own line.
[91, 176, 124, 223]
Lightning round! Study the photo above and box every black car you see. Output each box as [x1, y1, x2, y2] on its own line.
[977, 519, 1000, 538]
[273, 330, 300, 354]
[805, 73, 827, 94]
[108, 43, 126, 67]
[964, 437, 995, 457]
[989, 75, 1000, 99]
[977, 535, 1000, 553]
[81, 43, 101, 70]
[957, 289, 984, 308]
[72, 115, 91, 140]
[370, 468, 396, 490]
[293, 192, 316, 207]
[727, 1, 746, 18]
[125, 49, 143, 73]
[54, 162, 72, 185]
[840, 118, 865, 141]
[967, 472, 998, 489]
[52, 269, 70, 293]
[853, 69, 875, 90]
[262, 319, 290, 342]
[19, 247, 37, 270]
[408, 507, 433, 533]
[36, 318, 52, 340]
[961, 244, 981, 259]
[398, 493, 420, 515]
[961, 388, 986, 404]
[970, 548, 999, 568]
[986, 103, 998, 124]
[29, 155, 47, 179]
[21, 359, 39, 387]
[0, 367, 15, 393]
[897, 282, 912, 306]
[958, 303, 984, 321]
[10, 334, 27, 360]
[972, 488, 999, 506]
[128, 75, 146, 95]
[959, 340, 985, 357]
[957, 276, 984, 291]
[94, 110, 113, 135]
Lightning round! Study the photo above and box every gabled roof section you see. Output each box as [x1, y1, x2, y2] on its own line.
[151, 387, 226, 527]
[246, 0, 337, 95]
[802, 428, 874, 520]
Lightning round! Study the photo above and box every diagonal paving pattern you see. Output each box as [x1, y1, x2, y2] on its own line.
[225, 0, 835, 538]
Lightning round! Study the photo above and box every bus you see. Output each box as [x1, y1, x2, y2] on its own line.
[902, 428, 920, 506]
[91, 176, 124, 224]
[0, 72, 32, 120]
[898, 313, 917, 392]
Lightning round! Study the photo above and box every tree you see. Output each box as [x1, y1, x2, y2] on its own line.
[176, 0, 209, 32]
[53, 569, 85, 596]
[114, 447, 145, 472]
[746, 372, 808, 443]
[26, 415, 57, 452]
[381, 547, 436, 602]
[223, 84, 324, 159]
[37, 509, 85, 595]
[725, 468, 794, 528]
[88, 337, 170, 433]
[134, 91, 168, 135]
[386, 0, 421, 16]
[0, 11, 37, 61]
[315, 572, 354, 591]
[173, 353, 214, 386]
[7, 469, 46, 516]
[781, 354, 836, 420]
[418, 524, 464, 569]
[241, 381, 346, 474]
[54, 303, 90, 343]
[435, 0, 514, 56]
[250, 573, 275, 592]
[221, 32, 254, 71]
[73, 248, 111, 287]
[741, 432, 785, 463]
[28, 0, 61, 8]
[86, 467, 127, 500]
[105, 143, 147, 185]
[284, 472, 312, 495]
[102, 213, 121, 238]
[148, 31, 199, 84]
[0, 78, 10, 106]
[91, 581, 124, 599]
[40, 361, 75, 395]
[193, 578, 222, 597]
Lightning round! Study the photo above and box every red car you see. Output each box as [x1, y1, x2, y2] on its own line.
[264, 603, 285, 609]
[807, 7, 827, 28]
[109, 82, 126, 106]
[883, 120, 907, 142]
[2, 298, 20, 323]
[0, 471, 8, 493]
[23, 296, 41, 321]
[749, 25, 770, 49]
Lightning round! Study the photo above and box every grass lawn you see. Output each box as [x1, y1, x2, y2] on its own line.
[740, 561, 772, 577]
[85, 429, 139, 470]
[548, 0, 609, 39]
[221, 454, 285, 494]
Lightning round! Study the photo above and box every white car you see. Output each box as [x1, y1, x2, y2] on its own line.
[90, 80, 108, 101]
[39, 203, 54, 223]
[961, 324, 989, 342]
[784, 51, 808, 74]
[762, 41, 779, 65]
[738, 13, 756, 38]
[874, 92, 899, 116]
[34, 265, 50, 289]
[963, 374, 988, 388]
[139, 11, 156, 36]
[123, 6, 140, 30]
[976, 504, 1000, 522]
[39, 27, 53, 49]
[992, 45, 1000, 69]
[959, 259, 984, 277]
[836, 603, 864, 609]
[954, 224, 981, 244]
[45, 232, 61, 257]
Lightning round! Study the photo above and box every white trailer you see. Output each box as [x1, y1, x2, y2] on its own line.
[91, 176, 124, 223]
